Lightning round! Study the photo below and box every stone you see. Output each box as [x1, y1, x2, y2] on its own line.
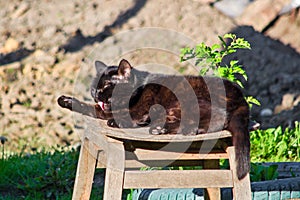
[22, 63, 33, 75]
[0, 38, 19, 54]
[279, 0, 300, 15]
[12, 2, 29, 18]
[42, 26, 57, 39]
[281, 93, 295, 109]
[32, 49, 56, 66]
[237, 0, 289, 31]
[0, 62, 21, 77]
[293, 95, 300, 106]
[213, 0, 252, 18]
[260, 108, 273, 117]
[31, 98, 42, 110]
[269, 84, 281, 95]
[274, 93, 296, 114]
[11, 104, 27, 113]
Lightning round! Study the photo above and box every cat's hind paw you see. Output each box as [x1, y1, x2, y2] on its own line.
[149, 126, 167, 135]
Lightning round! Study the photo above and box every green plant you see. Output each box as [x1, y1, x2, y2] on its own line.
[180, 33, 260, 108]
[0, 146, 134, 200]
[0, 146, 79, 199]
[250, 163, 279, 182]
[22, 98, 32, 108]
[250, 121, 300, 162]
[126, 189, 134, 200]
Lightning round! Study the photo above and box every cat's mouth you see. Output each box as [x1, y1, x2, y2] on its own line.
[97, 99, 111, 112]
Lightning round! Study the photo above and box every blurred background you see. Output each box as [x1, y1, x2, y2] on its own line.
[0, 0, 300, 153]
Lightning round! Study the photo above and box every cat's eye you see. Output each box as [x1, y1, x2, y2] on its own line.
[111, 75, 121, 83]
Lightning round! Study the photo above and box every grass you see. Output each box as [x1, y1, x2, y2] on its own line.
[250, 121, 300, 163]
[0, 122, 299, 199]
[249, 121, 299, 182]
[0, 146, 78, 199]
[0, 146, 132, 200]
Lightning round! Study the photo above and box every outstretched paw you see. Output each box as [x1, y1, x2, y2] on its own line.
[57, 95, 82, 110]
[149, 126, 167, 135]
[57, 95, 73, 109]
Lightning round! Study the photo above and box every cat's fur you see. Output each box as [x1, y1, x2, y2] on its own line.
[58, 59, 250, 180]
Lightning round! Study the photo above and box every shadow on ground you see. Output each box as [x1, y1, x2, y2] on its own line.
[59, 0, 147, 53]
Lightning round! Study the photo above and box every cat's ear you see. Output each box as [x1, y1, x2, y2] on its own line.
[118, 59, 132, 78]
[94, 60, 107, 74]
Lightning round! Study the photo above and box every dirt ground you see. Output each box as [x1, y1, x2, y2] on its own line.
[0, 0, 299, 152]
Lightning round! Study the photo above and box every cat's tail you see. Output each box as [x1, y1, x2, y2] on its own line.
[227, 105, 250, 180]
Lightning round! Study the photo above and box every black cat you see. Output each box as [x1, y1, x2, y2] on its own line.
[58, 59, 250, 180]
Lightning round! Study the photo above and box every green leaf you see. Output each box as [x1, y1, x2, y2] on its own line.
[223, 33, 235, 40]
[245, 96, 261, 106]
[200, 67, 209, 76]
[236, 80, 243, 88]
[180, 34, 260, 110]
[235, 38, 251, 49]
[211, 43, 220, 51]
[180, 47, 194, 62]
[264, 165, 279, 180]
[227, 48, 237, 54]
[218, 35, 227, 48]
[229, 60, 238, 66]
[216, 67, 227, 78]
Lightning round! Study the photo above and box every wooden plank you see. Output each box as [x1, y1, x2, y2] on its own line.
[106, 130, 232, 142]
[126, 148, 228, 160]
[85, 118, 232, 142]
[124, 159, 204, 168]
[227, 146, 251, 200]
[123, 170, 233, 189]
[124, 139, 230, 150]
[204, 160, 221, 200]
[72, 138, 97, 200]
[96, 150, 107, 168]
[103, 138, 125, 200]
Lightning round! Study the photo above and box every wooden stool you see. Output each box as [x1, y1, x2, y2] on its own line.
[72, 121, 251, 200]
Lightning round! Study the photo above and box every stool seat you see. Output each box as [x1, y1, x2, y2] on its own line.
[72, 118, 251, 200]
[88, 119, 233, 142]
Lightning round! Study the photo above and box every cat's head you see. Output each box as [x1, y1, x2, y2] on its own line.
[91, 59, 134, 111]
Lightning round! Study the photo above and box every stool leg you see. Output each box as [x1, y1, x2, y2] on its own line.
[103, 138, 125, 200]
[227, 146, 251, 200]
[203, 160, 221, 200]
[72, 138, 97, 200]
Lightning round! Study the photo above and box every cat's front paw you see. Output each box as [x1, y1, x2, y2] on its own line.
[107, 118, 134, 128]
[107, 119, 119, 128]
[182, 128, 206, 135]
[57, 95, 82, 111]
[149, 126, 167, 135]
[57, 95, 74, 109]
